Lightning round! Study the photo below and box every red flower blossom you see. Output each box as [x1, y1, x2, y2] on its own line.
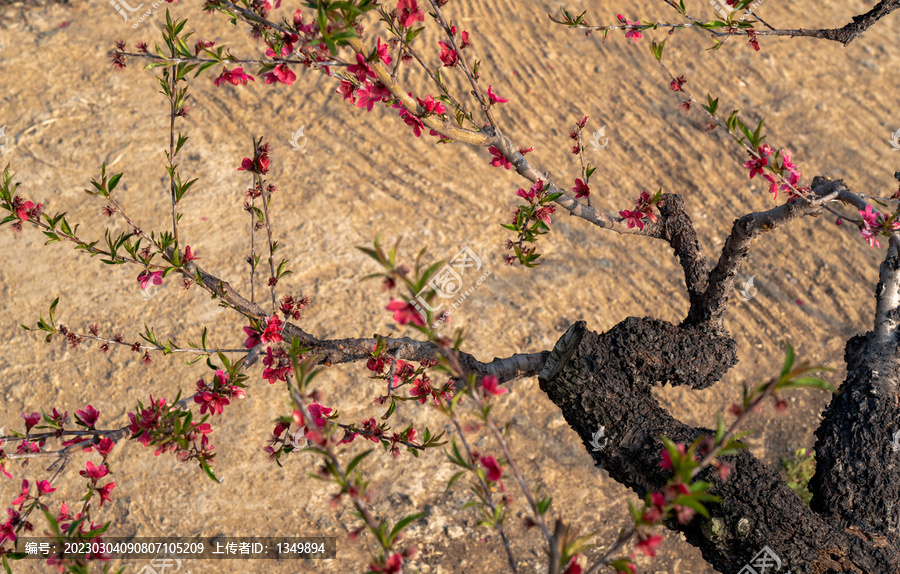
[337, 79, 356, 103]
[11, 480, 30, 507]
[572, 178, 590, 199]
[480, 455, 503, 482]
[307, 403, 333, 427]
[488, 146, 512, 170]
[80, 461, 109, 480]
[97, 482, 116, 507]
[37, 480, 56, 496]
[409, 378, 432, 403]
[619, 209, 644, 230]
[95, 437, 114, 458]
[213, 67, 255, 87]
[347, 53, 376, 82]
[243, 326, 261, 349]
[386, 299, 426, 327]
[76, 404, 100, 428]
[261, 315, 284, 344]
[660, 442, 686, 470]
[438, 41, 458, 67]
[634, 533, 663, 557]
[416, 94, 446, 115]
[183, 245, 200, 263]
[395, 0, 425, 28]
[617, 14, 643, 43]
[487, 85, 509, 104]
[670, 75, 686, 91]
[481, 375, 508, 396]
[194, 392, 230, 416]
[21, 412, 40, 431]
[137, 271, 163, 290]
[376, 37, 393, 66]
[262, 63, 296, 85]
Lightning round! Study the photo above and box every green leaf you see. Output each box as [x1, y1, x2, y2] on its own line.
[781, 341, 795, 377]
[651, 39, 666, 62]
[389, 512, 427, 544]
[345, 450, 373, 476]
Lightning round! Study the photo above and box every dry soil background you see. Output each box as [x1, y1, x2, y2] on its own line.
[1, 0, 899, 572]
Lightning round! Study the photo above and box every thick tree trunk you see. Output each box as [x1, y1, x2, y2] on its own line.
[538, 320, 900, 573]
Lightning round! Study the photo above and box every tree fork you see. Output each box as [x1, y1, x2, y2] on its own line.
[538, 321, 898, 572]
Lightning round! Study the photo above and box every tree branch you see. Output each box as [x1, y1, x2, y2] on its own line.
[685, 176, 842, 331]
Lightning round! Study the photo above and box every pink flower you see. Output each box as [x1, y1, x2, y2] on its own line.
[617, 14, 643, 43]
[572, 178, 590, 199]
[487, 85, 509, 104]
[194, 392, 230, 416]
[183, 245, 200, 263]
[395, 0, 424, 28]
[262, 63, 296, 85]
[347, 53, 375, 82]
[619, 209, 644, 230]
[481, 375, 508, 396]
[337, 80, 356, 103]
[634, 534, 663, 557]
[76, 404, 100, 428]
[488, 146, 512, 170]
[376, 38, 393, 66]
[480, 455, 503, 482]
[243, 326, 261, 349]
[861, 227, 882, 249]
[36, 480, 56, 496]
[416, 94, 446, 115]
[438, 41, 458, 67]
[213, 67, 254, 87]
[660, 442, 686, 470]
[21, 412, 40, 431]
[11, 480, 30, 507]
[860, 205, 881, 229]
[399, 109, 425, 137]
[97, 482, 115, 507]
[95, 437, 114, 457]
[534, 205, 556, 226]
[261, 315, 284, 344]
[409, 378, 432, 404]
[307, 403, 333, 427]
[138, 271, 163, 290]
[517, 181, 541, 203]
[80, 460, 109, 480]
[743, 145, 773, 179]
[386, 299, 426, 327]
[16, 200, 34, 221]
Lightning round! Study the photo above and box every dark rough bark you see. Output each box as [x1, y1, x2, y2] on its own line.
[539, 320, 900, 573]
[810, 337, 900, 535]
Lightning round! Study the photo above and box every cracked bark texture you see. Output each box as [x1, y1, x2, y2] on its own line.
[539, 320, 900, 573]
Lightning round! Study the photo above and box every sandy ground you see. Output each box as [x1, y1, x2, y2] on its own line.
[1, 0, 899, 572]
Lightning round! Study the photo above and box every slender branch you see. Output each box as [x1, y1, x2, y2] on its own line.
[687, 178, 841, 330]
